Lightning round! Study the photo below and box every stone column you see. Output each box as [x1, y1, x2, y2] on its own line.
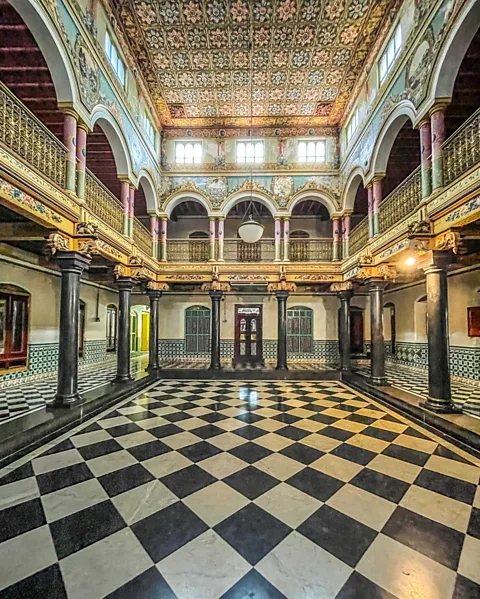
[421, 253, 455, 412]
[332, 216, 341, 261]
[430, 103, 448, 191]
[372, 178, 382, 236]
[369, 279, 387, 385]
[342, 214, 351, 259]
[274, 217, 282, 262]
[209, 217, 216, 262]
[217, 217, 225, 262]
[147, 289, 161, 374]
[338, 290, 353, 372]
[209, 290, 222, 369]
[367, 184, 374, 239]
[276, 290, 289, 370]
[150, 215, 159, 260]
[63, 110, 77, 194]
[114, 277, 134, 383]
[54, 252, 91, 406]
[76, 122, 88, 200]
[420, 118, 432, 199]
[128, 186, 135, 239]
[160, 217, 168, 262]
[121, 181, 130, 237]
[283, 218, 290, 262]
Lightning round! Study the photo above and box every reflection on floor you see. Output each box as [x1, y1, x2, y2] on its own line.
[355, 364, 480, 417]
[0, 380, 478, 598]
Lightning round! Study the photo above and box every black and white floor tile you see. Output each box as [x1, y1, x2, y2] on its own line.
[0, 380, 478, 598]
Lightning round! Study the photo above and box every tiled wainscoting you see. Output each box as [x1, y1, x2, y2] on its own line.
[0, 341, 109, 390]
[158, 339, 340, 364]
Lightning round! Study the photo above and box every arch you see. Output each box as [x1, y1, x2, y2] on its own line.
[189, 231, 209, 239]
[414, 294, 428, 341]
[137, 170, 158, 213]
[290, 230, 310, 238]
[164, 191, 212, 218]
[288, 191, 337, 217]
[9, 0, 78, 105]
[90, 106, 133, 178]
[369, 102, 417, 176]
[343, 167, 366, 211]
[428, 0, 480, 102]
[222, 190, 277, 218]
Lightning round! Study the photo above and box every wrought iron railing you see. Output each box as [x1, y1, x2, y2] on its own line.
[133, 218, 153, 256]
[168, 240, 209, 262]
[290, 239, 333, 261]
[224, 239, 275, 262]
[0, 81, 67, 187]
[349, 217, 369, 255]
[443, 107, 480, 185]
[85, 170, 124, 234]
[378, 166, 422, 234]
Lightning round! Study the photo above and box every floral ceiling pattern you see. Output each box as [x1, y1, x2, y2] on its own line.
[112, 0, 398, 128]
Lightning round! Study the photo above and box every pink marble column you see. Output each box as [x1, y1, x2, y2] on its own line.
[332, 217, 340, 261]
[160, 217, 168, 261]
[343, 214, 351, 258]
[63, 111, 77, 193]
[150, 215, 159, 259]
[420, 118, 432, 198]
[283, 218, 290, 262]
[431, 105, 447, 190]
[120, 181, 130, 237]
[274, 217, 282, 262]
[372, 179, 382, 236]
[217, 217, 225, 262]
[209, 217, 216, 262]
[76, 123, 87, 200]
[367, 184, 374, 238]
[129, 186, 135, 238]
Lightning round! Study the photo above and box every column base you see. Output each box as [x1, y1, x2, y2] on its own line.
[420, 398, 458, 414]
[275, 364, 288, 371]
[52, 392, 81, 407]
[114, 374, 133, 384]
[370, 376, 387, 385]
[146, 366, 160, 375]
[274, 258, 282, 263]
[209, 365, 221, 370]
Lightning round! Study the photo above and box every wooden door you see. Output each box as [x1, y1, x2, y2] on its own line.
[350, 310, 364, 354]
[233, 305, 264, 366]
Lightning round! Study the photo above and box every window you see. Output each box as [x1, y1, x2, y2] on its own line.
[346, 109, 359, 144]
[106, 305, 117, 352]
[175, 142, 202, 164]
[298, 141, 326, 163]
[0, 286, 29, 369]
[143, 113, 155, 145]
[287, 307, 313, 354]
[236, 141, 264, 163]
[185, 306, 210, 354]
[105, 31, 126, 86]
[379, 26, 402, 83]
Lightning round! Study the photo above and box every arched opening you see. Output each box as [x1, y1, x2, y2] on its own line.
[227, 200, 274, 262]
[86, 123, 122, 199]
[0, 0, 64, 139]
[106, 304, 117, 353]
[350, 306, 365, 355]
[290, 200, 331, 262]
[287, 307, 313, 354]
[352, 183, 368, 225]
[415, 295, 428, 342]
[0, 283, 29, 369]
[185, 306, 210, 355]
[167, 200, 210, 262]
[382, 120, 421, 199]
[384, 302, 396, 356]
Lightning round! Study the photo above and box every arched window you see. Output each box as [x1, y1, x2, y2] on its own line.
[106, 304, 118, 352]
[287, 307, 313, 354]
[0, 285, 29, 369]
[185, 306, 210, 354]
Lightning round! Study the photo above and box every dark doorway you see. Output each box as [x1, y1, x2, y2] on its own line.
[350, 308, 364, 354]
[233, 305, 264, 367]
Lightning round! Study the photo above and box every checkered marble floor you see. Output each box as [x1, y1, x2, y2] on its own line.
[355, 364, 480, 417]
[0, 380, 479, 598]
[0, 355, 149, 422]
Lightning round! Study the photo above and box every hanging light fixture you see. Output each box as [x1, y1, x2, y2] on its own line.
[237, 9, 264, 244]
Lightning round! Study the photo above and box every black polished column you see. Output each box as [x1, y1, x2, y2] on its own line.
[276, 290, 289, 370]
[338, 290, 353, 372]
[147, 289, 162, 374]
[369, 279, 387, 385]
[54, 252, 91, 406]
[115, 277, 134, 383]
[421, 254, 455, 412]
[209, 290, 222, 369]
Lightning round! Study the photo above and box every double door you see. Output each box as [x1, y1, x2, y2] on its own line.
[233, 305, 264, 367]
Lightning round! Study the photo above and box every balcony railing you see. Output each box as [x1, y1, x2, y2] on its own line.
[443, 106, 480, 186]
[133, 218, 153, 256]
[85, 170, 124, 235]
[378, 165, 422, 234]
[0, 81, 66, 187]
[349, 217, 369, 255]
[225, 239, 276, 262]
[290, 239, 333, 261]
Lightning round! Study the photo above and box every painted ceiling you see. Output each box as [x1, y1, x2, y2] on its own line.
[112, 0, 399, 129]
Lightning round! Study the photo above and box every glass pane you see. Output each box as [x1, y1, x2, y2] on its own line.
[251, 318, 257, 332]
[251, 342, 256, 356]
[184, 143, 194, 163]
[237, 142, 245, 162]
[316, 142, 325, 161]
[117, 60, 125, 85]
[193, 143, 202, 163]
[240, 342, 246, 356]
[395, 27, 402, 53]
[298, 141, 306, 162]
[254, 142, 263, 163]
[176, 143, 184, 163]
[245, 142, 254, 161]
[387, 42, 394, 65]
[12, 299, 25, 352]
[0, 299, 6, 354]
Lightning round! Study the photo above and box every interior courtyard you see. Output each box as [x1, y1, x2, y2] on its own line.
[0, 0, 479, 597]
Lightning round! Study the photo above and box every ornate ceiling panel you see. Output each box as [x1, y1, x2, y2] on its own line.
[112, 0, 398, 128]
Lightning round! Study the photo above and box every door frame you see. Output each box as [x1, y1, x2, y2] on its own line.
[233, 304, 264, 367]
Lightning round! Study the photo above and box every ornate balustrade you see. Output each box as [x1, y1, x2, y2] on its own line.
[85, 170, 125, 234]
[349, 217, 369, 255]
[133, 218, 153, 256]
[443, 107, 480, 185]
[378, 166, 422, 234]
[290, 239, 333, 261]
[168, 239, 209, 262]
[0, 81, 67, 187]
[225, 239, 276, 262]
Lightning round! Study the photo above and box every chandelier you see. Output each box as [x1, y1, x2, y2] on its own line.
[238, 212, 264, 243]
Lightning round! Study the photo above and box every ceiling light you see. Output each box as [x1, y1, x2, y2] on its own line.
[405, 256, 416, 266]
[238, 215, 264, 243]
